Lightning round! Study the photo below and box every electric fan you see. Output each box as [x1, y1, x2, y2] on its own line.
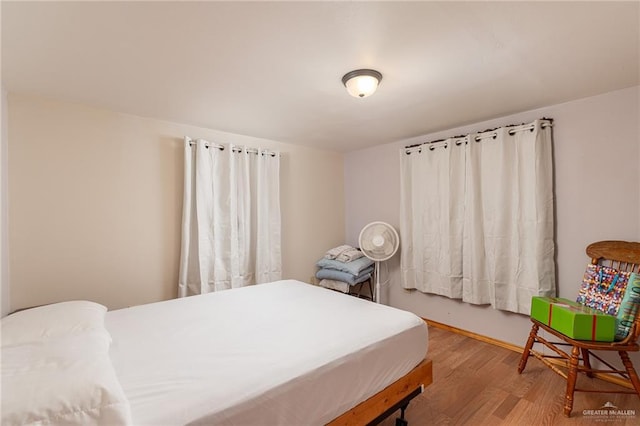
[358, 221, 400, 303]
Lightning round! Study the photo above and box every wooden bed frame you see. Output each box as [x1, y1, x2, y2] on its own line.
[327, 358, 433, 426]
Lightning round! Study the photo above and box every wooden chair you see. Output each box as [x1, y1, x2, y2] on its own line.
[517, 241, 640, 417]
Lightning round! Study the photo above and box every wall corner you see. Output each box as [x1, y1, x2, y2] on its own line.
[1, 86, 10, 317]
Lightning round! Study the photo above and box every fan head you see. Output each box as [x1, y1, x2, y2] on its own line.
[358, 221, 400, 261]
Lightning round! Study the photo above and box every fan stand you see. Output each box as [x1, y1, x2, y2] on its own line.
[374, 261, 380, 304]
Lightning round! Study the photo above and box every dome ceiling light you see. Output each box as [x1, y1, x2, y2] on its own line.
[341, 69, 383, 98]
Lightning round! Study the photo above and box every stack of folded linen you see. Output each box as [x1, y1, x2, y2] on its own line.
[316, 245, 375, 294]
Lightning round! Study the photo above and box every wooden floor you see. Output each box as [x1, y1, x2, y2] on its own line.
[379, 327, 640, 426]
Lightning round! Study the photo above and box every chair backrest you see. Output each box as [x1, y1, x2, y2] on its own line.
[586, 240, 640, 344]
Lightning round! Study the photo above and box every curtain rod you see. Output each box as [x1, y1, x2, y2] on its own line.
[187, 140, 224, 150]
[186, 137, 278, 157]
[186, 136, 224, 151]
[231, 146, 278, 158]
[404, 117, 554, 153]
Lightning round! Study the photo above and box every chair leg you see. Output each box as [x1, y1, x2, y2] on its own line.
[581, 348, 594, 378]
[518, 323, 539, 374]
[564, 346, 580, 417]
[619, 351, 640, 398]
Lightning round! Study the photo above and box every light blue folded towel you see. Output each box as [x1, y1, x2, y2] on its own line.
[316, 267, 373, 286]
[316, 256, 374, 276]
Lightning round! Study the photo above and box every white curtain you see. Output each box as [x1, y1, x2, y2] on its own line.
[179, 138, 281, 297]
[400, 119, 555, 314]
[400, 138, 465, 299]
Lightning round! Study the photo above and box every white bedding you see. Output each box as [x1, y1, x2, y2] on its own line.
[106, 280, 428, 425]
[1, 301, 132, 426]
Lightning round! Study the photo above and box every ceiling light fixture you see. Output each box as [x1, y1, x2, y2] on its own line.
[341, 69, 383, 98]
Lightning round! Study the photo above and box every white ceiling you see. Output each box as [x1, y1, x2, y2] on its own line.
[2, 1, 639, 152]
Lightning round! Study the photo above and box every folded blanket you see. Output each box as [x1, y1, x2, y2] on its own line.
[318, 279, 350, 294]
[316, 256, 374, 276]
[336, 247, 364, 263]
[324, 245, 353, 260]
[316, 267, 373, 285]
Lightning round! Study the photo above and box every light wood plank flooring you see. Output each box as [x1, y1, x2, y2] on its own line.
[380, 327, 640, 425]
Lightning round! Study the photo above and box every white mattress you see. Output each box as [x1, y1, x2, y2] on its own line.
[105, 280, 428, 425]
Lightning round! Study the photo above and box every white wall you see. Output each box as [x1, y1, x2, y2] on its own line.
[1, 86, 9, 317]
[8, 93, 345, 312]
[345, 86, 640, 350]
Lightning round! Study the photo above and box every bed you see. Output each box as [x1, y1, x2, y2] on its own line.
[1, 280, 431, 425]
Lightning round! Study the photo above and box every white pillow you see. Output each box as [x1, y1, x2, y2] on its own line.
[1, 301, 107, 347]
[1, 329, 132, 425]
